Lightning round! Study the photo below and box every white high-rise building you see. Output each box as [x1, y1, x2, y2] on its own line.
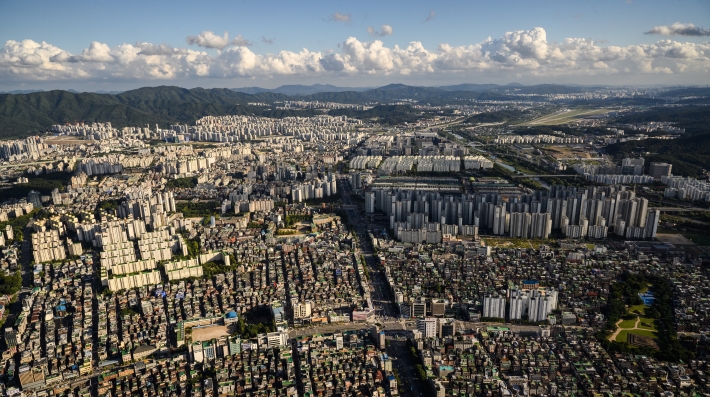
[417, 318, 438, 339]
[483, 294, 506, 319]
[365, 191, 376, 214]
[493, 205, 506, 235]
[530, 213, 551, 239]
[528, 295, 552, 322]
[293, 301, 312, 319]
[509, 289, 530, 320]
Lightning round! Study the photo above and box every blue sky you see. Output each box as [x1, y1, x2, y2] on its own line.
[1, 0, 709, 90]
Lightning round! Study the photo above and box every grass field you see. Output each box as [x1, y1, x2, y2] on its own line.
[628, 304, 647, 314]
[521, 108, 609, 126]
[619, 319, 637, 328]
[615, 329, 657, 342]
[638, 318, 656, 330]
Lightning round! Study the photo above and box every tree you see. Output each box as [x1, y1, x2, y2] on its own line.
[0, 271, 22, 295]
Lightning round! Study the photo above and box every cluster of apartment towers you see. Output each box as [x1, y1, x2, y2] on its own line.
[365, 185, 660, 242]
[483, 284, 559, 322]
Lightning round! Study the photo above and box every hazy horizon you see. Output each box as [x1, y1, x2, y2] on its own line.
[2, 81, 708, 95]
[2, 0, 709, 91]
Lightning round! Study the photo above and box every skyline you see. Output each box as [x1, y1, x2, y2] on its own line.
[1, 0, 710, 90]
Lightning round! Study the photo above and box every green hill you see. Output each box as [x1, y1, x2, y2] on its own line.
[0, 85, 503, 138]
[615, 106, 710, 135]
[0, 83, 593, 139]
[606, 132, 710, 177]
[0, 86, 293, 139]
[0, 90, 164, 138]
[329, 105, 426, 125]
[658, 87, 710, 98]
[305, 84, 493, 103]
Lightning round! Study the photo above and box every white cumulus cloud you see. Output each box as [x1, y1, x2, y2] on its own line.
[186, 31, 231, 49]
[367, 25, 393, 37]
[645, 22, 710, 37]
[327, 12, 351, 23]
[136, 43, 189, 56]
[231, 35, 253, 47]
[1, 26, 709, 83]
[70, 41, 115, 62]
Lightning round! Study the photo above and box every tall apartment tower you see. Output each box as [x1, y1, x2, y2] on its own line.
[644, 209, 660, 239]
[492, 205, 507, 235]
[483, 294, 506, 319]
[622, 158, 645, 176]
[649, 162, 672, 181]
[365, 191, 376, 213]
[509, 289, 530, 320]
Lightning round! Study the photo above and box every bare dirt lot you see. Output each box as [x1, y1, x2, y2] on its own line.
[656, 233, 695, 245]
[192, 325, 229, 342]
[543, 145, 595, 160]
[45, 136, 88, 145]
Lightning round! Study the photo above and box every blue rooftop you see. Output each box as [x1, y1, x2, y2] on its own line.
[226, 311, 238, 318]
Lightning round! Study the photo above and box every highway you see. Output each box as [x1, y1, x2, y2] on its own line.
[0, 157, 85, 169]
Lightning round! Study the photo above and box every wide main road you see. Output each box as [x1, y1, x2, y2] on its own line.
[337, 177, 398, 320]
[338, 177, 423, 397]
[289, 318, 547, 338]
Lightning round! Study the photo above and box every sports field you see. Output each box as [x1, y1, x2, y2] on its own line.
[522, 108, 609, 126]
[192, 325, 229, 342]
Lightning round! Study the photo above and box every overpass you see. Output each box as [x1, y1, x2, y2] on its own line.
[510, 174, 583, 178]
[650, 207, 710, 213]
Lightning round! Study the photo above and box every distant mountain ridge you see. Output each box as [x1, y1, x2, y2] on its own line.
[0, 83, 574, 138]
[233, 84, 373, 95]
[0, 83, 686, 139]
[0, 89, 47, 95]
[232, 83, 584, 96]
